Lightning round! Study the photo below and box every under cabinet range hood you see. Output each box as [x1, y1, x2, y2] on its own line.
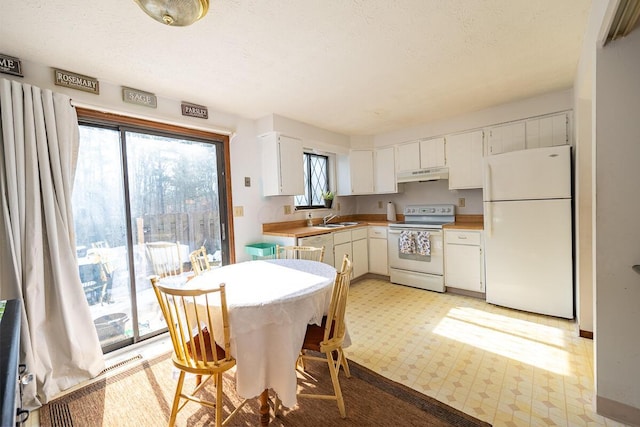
[396, 166, 449, 183]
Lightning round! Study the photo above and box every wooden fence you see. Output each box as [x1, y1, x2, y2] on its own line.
[137, 211, 221, 254]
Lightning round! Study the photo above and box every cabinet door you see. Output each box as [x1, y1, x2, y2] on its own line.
[278, 135, 305, 195]
[334, 242, 352, 270]
[526, 113, 568, 149]
[352, 238, 368, 278]
[487, 122, 525, 155]
[445, 244, 483, 291]
[446, 130, 484, 189]
[396, 141, 420, 173]
[420, 137, 446, 168]
[375, 146, 396, 193]
[350, 150, 374, 194]
[368, 237, 388, 275]
[260, 133, 304, 196]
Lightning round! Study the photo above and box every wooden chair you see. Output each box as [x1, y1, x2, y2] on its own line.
[296, 254, 353, 417]
[146, 241, 193, 285]
[150, 276, 247, 427]
[189, 246, 211, 276]
[276, 245, 325, 262]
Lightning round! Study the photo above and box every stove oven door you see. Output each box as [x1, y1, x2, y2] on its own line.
[388, 227, 444, 275]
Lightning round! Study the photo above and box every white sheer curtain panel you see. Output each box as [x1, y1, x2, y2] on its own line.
[0, 78, 104, 408]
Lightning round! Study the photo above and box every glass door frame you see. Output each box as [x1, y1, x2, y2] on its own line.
[76, 108, 235, 353]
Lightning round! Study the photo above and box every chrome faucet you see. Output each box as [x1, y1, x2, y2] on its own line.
[323, 213, 338, 225]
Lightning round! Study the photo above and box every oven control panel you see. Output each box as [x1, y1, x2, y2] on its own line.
[404, 204, 455, 216]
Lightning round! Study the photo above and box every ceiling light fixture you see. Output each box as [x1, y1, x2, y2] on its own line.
[134, 0, 209, 26]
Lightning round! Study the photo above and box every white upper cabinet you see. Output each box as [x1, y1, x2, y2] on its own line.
[350, 150, 375, 194]
[374, 146, 397, 193]
[396, 137, 445, 172]
[446, 130, 484, 189]
[338, 147, 397, 195]
[526, 113, 569, 149]
[487, 122, 525, 155]
[260, 132, 304, 196]
[396, 141, 420, 173]
[420, 137, 446, 168]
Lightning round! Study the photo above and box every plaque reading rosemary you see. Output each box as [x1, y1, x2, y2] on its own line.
[0, 53, 23, 77]
[181, 102, 208, 119]
[54, 68, 99, 94]
[122, 87, 157, 108]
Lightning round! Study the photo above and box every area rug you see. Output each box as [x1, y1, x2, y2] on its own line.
[40, 352, 491, 426]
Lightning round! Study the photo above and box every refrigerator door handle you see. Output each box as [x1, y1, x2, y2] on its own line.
[485, 203, 492, 237]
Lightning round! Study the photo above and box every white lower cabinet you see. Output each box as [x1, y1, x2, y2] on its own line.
[368, 226, 388, 275]
[334, 227, 368, 278]
[444, 229, 484, 293]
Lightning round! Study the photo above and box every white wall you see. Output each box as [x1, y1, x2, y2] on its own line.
[356, 181, 483, 217]
[572, 0, 609, 337]
[594, 21, 640, 423]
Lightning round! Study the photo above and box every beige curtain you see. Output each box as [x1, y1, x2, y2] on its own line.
[0, 78, 104, 407]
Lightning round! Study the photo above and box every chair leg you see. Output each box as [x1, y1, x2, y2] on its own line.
[326, 351, 346, 418]
[340, 349, 351, 378]
[169, 371, 186, 427]
[215, 372, 223, 427]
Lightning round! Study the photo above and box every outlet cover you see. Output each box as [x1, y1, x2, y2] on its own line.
[458, 198, 465, 208]
[284, 205, 292, 215]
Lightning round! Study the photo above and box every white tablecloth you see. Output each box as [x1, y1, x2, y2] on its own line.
[186, 259, 337, 408]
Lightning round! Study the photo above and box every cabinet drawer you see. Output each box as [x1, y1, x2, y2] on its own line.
[445, 230, 481, 245]
[333, 230, 352, 245]
[368, 226, 387, 238]
[352, 227, 368, 241]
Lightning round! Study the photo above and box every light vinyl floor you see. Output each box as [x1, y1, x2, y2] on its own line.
[346, 277, 628, 427]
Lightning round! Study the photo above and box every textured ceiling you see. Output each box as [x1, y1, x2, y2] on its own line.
[0, 1, 591, 136]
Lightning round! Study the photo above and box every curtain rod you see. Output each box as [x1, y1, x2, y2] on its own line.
[69, 99, 234, 136]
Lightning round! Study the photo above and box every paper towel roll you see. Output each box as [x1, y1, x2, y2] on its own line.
[386, 202, 397, 221]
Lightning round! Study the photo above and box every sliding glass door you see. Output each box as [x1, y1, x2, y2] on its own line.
[72, 119, 229, 352]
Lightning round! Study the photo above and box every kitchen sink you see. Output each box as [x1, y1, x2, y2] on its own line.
[314, 221, 361, 229]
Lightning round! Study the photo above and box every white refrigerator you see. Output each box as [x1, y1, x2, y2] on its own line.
[483, 145, 573, 319]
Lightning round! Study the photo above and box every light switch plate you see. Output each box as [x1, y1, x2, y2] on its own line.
[233, 206, 244, 217]
[244, 177, 251, 187]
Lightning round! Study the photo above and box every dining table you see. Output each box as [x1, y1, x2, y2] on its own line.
[185, 258, 338, 426]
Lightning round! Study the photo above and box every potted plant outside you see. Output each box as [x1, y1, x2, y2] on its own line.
[322, 191, 334, 208]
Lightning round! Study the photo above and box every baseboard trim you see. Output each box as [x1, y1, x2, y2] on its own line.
[446, 287, 486, 300]
[579, 329, 594, 339]
[597, 395, 640, 426]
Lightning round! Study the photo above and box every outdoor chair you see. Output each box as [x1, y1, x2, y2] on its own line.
[146, 241, 193, 285]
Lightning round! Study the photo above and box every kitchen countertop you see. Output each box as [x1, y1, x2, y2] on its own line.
[443, 214, 484, 230]
[262, 214, 483, 238]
